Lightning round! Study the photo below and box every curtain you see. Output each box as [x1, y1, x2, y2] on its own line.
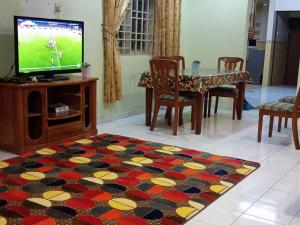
[154, 0, 182, 57]
[248, 0, 257, 40]
[103, 0, 130, 103]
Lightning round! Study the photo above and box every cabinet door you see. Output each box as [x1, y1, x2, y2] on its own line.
[82, 81, 97, 131]
[24, 88, 47, 146]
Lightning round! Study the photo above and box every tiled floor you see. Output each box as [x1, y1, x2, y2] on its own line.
[246, 85, 296, 108]
[0, 87, 299, 225]
[98, 108, 300, 225]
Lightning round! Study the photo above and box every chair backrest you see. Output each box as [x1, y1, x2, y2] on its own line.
[218, 57, 244, 72]
[155, 56, 185, 70]
[293, 88, 300, 114]
[171, 56, 186, 70]
[150, 58, 179, 101]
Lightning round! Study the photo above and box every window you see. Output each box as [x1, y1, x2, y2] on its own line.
[117, 0, 154, 55]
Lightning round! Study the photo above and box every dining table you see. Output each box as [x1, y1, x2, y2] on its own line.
[138, 68, 252, 135]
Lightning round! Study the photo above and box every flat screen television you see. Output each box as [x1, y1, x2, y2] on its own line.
[14, 16, 84, 80]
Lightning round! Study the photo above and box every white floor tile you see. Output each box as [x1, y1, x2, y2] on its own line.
[193, 207, 241, 225]
[229, 172, 279, 199]
[0, 151, 17, 160]
[289, 212, 300, 225]
[232, 214, 283, 225]
[290, 163, 300, 173]
[273, 171, 300, 195]
[210, 192, 257, 213]
[186, 219, 212, 225]
[245, 189, 300, 224]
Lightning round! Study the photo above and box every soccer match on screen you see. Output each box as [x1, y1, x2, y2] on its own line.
[17, 18, 83, 73]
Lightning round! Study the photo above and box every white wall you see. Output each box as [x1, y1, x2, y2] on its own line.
[255, 3, 269, 41]
[266, 0, 277, 41]
[276, 0, 300, 11]
[181, 0, 250, 69]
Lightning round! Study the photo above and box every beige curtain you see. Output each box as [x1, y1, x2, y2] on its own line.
[103, 0, 130, 103]
[154, 0, 182, 57]
[248, 0, 257, 40]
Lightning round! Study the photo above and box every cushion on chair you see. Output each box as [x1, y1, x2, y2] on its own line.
[209, 87, 238, 94]
[258, 101, 295, 112]
[179, 91, 196, 98]
[159, 94, 194, 102]
[278, 96, 296, 104]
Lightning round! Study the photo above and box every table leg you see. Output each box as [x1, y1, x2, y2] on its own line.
[146, 88, 153, 126]
[236, 81, 246, 120]
[195, 92, 204, 134]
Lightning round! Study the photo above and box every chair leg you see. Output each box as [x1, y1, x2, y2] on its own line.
[208, 95, 212, 117]
[179, 107, 184, 126]
[168, 108, 172, 126]
[204, 93, 208, 118]
[258, 111, 263, 143]
[278, 116, 282, 132]
[232, 97, 236, 120]
[285, 116, 288, 128]
[150, 104, 160, 131]
[165, 107, 171, 119]
[292, 116, 300, 150]
[214, 96, 219, 114]
[269, 116, 274, 137]
[173, 106, 179, 136]
[191, 105, 195, 130]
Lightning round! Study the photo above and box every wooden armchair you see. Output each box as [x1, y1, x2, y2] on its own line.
[258, 91, 300, 149]
[207, 57, 244, 120]
[149, 59, 196, 135]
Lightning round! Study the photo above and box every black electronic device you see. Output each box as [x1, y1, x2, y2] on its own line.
[14, 16, 84, 81]
[0, 76, 32, 84]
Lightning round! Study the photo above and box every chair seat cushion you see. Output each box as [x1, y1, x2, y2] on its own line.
[278, 96, 296, 104]
[159, 94, 194, 102]
[209, 87, 238, 94]
[179, 91, 196, 98]
[258, 101, 294, 112]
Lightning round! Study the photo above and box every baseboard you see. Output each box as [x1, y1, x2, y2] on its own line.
[97, 108, 145, 124]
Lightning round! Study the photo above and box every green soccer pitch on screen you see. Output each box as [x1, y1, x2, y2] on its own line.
[14, 16, 84, 75]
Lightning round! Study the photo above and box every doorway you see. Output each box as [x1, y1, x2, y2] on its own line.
[271, 12, 300, 87]
[285, 18, 300, 86]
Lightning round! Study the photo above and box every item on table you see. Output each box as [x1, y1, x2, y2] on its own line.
[49, 103, 70, 114]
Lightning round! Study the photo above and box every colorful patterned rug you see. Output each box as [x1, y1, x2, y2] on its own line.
[0, 133, 260, 225]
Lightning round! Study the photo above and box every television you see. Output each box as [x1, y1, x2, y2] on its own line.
[14, 16, 84, 81]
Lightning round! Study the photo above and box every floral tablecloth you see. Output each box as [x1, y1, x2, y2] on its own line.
[138, 71, 251, 94]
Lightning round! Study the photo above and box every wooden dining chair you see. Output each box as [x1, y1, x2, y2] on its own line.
[278, 96, 296, 130]
[257, 89, 300, 149]
[149, 59, 196, 135]
[155, 56, 186, 70]
[207, 57, 244, 120]
[156, 56, 187, 126]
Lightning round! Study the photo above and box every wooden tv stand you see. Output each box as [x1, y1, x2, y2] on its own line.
[0, 77, 98, 154]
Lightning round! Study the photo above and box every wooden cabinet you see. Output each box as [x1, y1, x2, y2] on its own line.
[24, 87, 47, 146]
[0, 77, 98, 154]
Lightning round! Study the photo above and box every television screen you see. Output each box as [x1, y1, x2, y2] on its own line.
[15, 16, 84, 75]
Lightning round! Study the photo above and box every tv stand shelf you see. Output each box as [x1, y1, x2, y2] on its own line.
[48, 110, 81, 121]
[0, 77, 98, 154]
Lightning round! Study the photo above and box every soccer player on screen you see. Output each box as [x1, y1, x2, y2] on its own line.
[48, 35, 56, 49]
[50, 55, 54, 65]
